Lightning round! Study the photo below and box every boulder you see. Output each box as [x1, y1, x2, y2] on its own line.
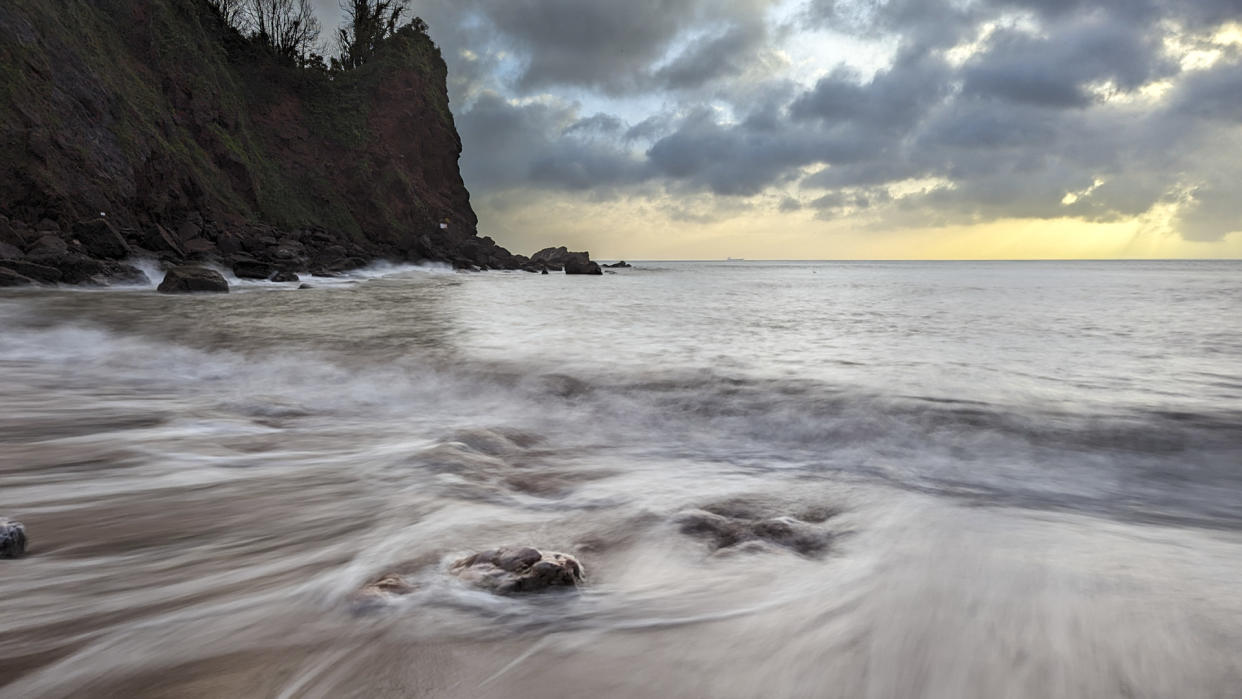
[143, 224, 185, 258]
[182, 238, 217, 258]
[563, 252, 602, 275]
[157, 266, 229, 293]
[26, 252, 104, 284]
[0, 267, 36, 287]
[0, 519, 27, 558]
[271, 270, 299, 282]
[450, 547, 584, 595]
[26, 234, 68, 257]
[0, 241, 22, 259]
[605, 261, 632, 268]
[104, 263, 150, 286]
[232, 259, 274, 280]
[71, 218, 130, 259]
[1, 259, 62, 283]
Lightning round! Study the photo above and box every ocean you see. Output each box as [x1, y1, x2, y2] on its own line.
[1, 260, 1240, 698]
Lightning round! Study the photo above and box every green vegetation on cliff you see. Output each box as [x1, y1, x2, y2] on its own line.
[0, 0, 477, 250]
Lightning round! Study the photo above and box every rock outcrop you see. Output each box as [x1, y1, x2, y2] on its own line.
[529, 247, 603, 275]
[157, 266, 229, 294]
[0, 0, 544, 283]
[0, 519, 27, 558]
[450, 547, 584, 594]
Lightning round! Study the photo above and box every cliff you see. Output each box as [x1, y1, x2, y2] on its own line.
[0, 0, 527, 284]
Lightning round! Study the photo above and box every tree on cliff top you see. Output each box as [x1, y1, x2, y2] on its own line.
[250, 0, 321, 62]
[336, 0, 415, 70]
[207, 0, 247, 28]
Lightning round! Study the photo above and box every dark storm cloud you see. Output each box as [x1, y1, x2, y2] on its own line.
[455, 92, 648, 192]
[307, 0, 1242, 241]
[959, 16, 1173, 107]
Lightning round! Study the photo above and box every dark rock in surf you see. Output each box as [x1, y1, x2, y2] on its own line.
[450, 547, 584, 595]
[605, 261, 632, 268]
[0, 519, 27, 558]
[563, 252, 602, 275]
[298, 283, 313, 289]
[157, 266, 229, 293]
[232, 259, 275, 280]
[271, 270, 299, 283]
[530, 246, 603, 275]
[2, 259, 63, 283]
[0, 267, 37, 287]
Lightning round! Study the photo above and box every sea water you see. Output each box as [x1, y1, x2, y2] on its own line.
[0, 260, 1239, 698]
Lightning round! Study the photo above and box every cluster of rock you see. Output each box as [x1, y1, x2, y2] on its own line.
[528, 247, 603, 275]
[0, 211, 614, 289]
[0, 216, 148, 286]
[1, 519, 27, 559]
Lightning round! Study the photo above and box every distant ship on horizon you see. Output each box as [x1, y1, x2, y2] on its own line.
[726, 257, 745, 261]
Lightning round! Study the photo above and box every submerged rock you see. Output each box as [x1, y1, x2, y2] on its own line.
[0, 519, 27, 558]
[271, 270, 299, 283]
[356, 573, 416, 601]
[605, 261, 632, 268]
[675, 500, 835, 558]
[450, 547, 584, 595]
[157, 266, 229, 294]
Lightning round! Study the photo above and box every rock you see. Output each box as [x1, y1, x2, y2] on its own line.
[0, 241, 22, 259]
[157, 266, 229, 293]
[450, 547, 584, 595]
[26, 234, 68, 256]
[1, 259, 61, 283]
[143, 224, 185, 257]
[605, 261, 632, 268]
[298, 283, 313, 289]
[35, 218, 60, 233]
[531, 246, 602, 275]
[232, 259, 274, 279]
[0, 519, 27, 558]
[71, 218, 131, 259]
[357, 574, 415, 600]
[540, 267, 549, 275]
[0, 267, 37, 287]
[271, 270, 299, 282]
[182, 238, 217, 257]
[25, 252, 104, 284]
[563, 253, 602, 275]
[675, 500, 835, 558]
[104, 263, 149, 286]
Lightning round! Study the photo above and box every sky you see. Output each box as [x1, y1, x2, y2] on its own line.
[313, 0, 1242, 259]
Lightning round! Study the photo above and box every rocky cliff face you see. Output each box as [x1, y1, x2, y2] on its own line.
[0, 0, 528, 284]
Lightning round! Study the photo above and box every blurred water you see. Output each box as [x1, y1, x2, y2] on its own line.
[0, 260, 1240, 698]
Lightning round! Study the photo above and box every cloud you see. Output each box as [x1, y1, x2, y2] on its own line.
[309, 0, 1242, 244]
